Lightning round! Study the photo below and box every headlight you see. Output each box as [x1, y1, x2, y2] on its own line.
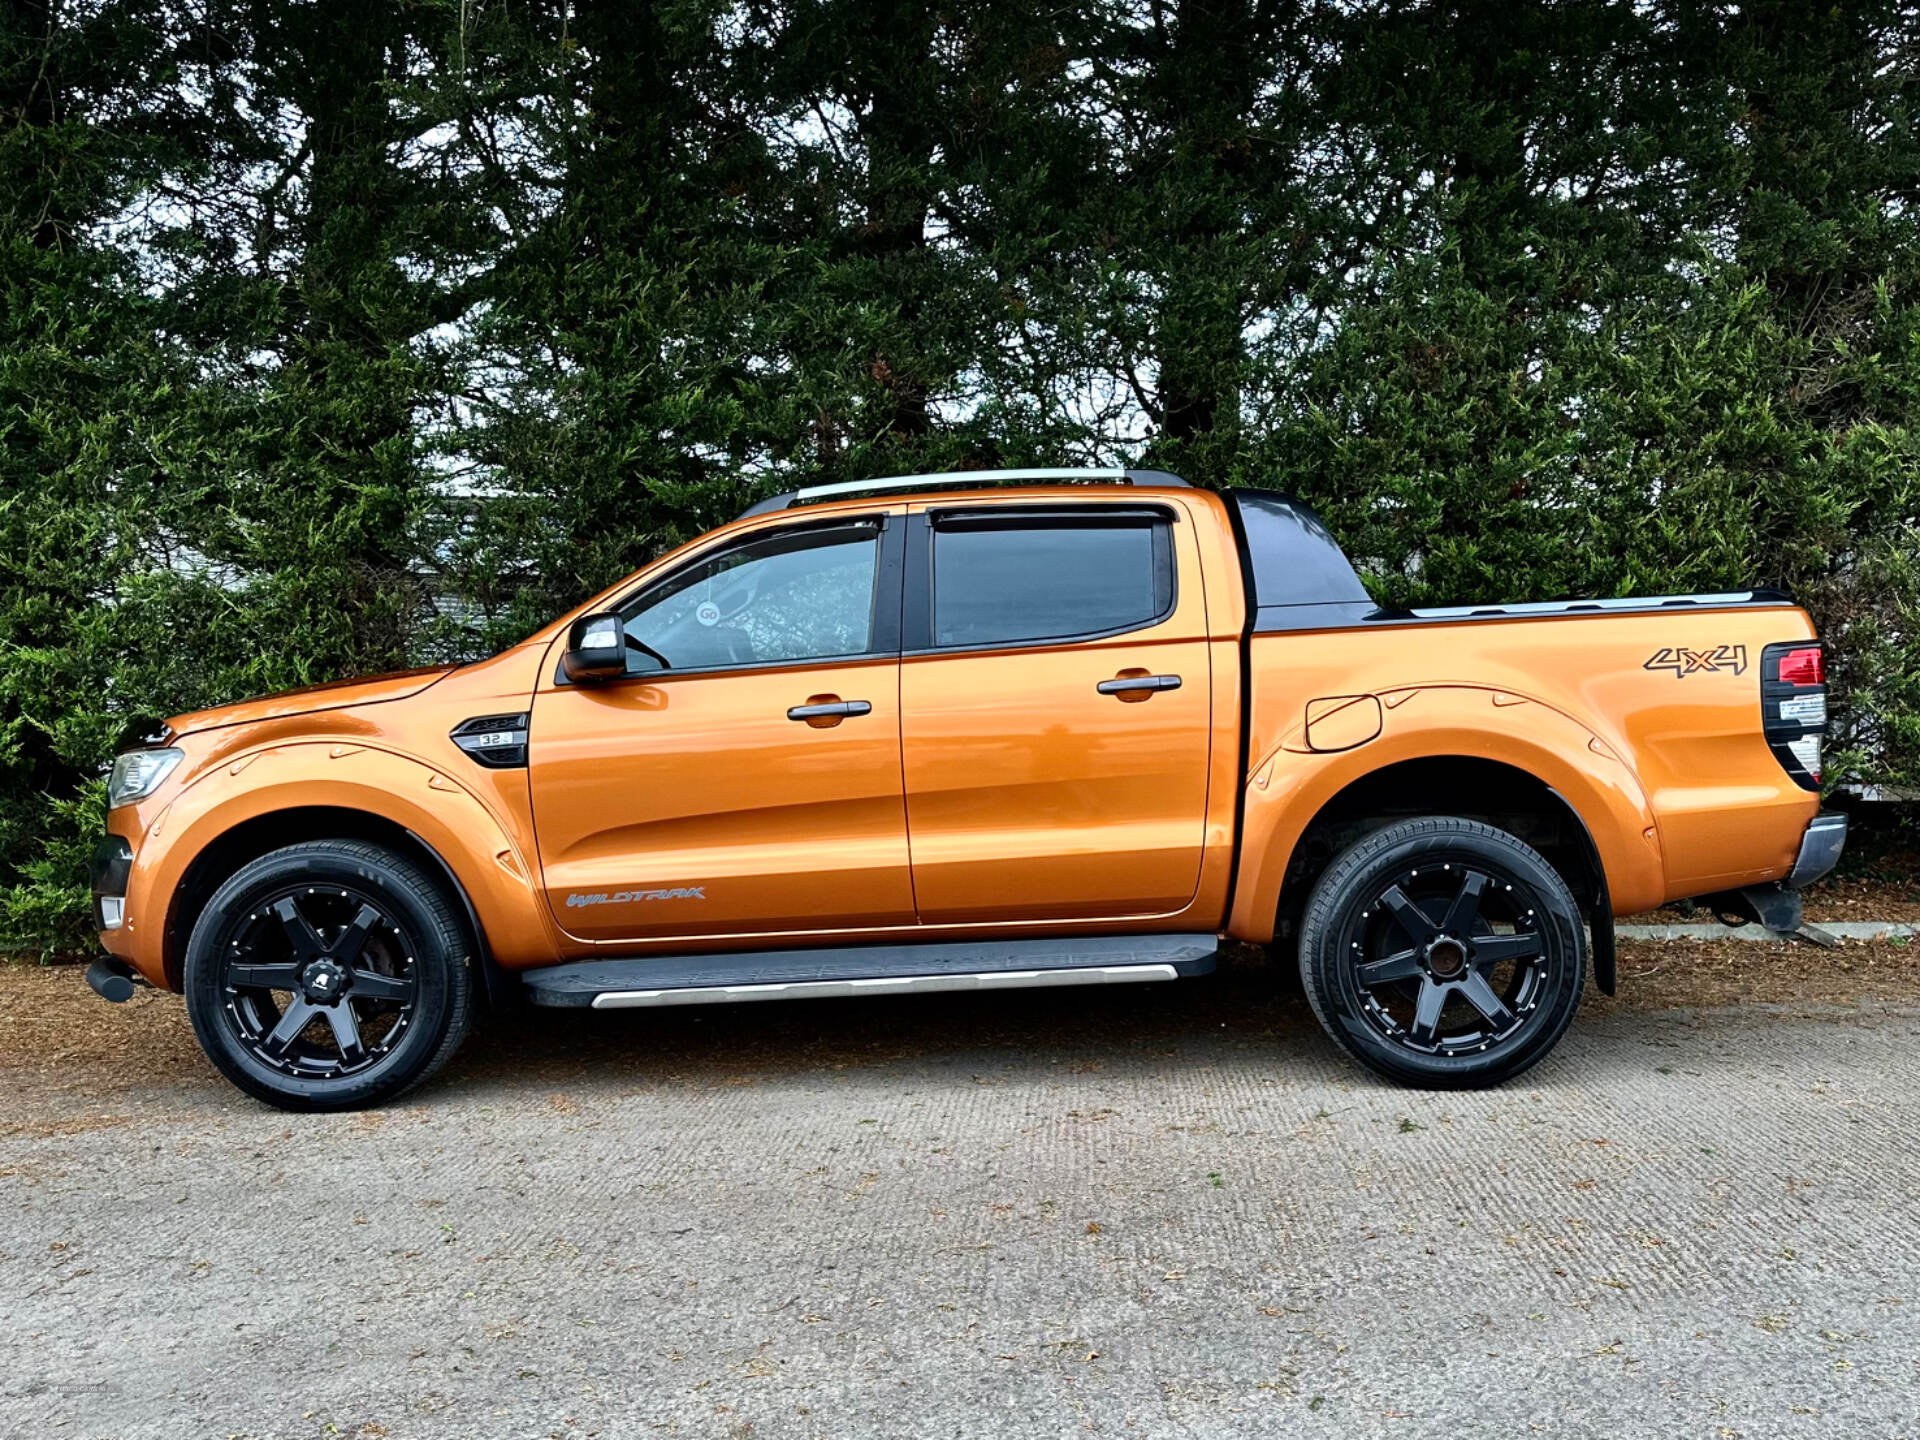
[108, 748, 183, 807]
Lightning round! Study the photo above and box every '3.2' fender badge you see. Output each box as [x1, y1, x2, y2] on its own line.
[1644, 644, 1747, 678]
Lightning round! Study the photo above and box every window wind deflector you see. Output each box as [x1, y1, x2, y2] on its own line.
[930, 506, 1173, 531]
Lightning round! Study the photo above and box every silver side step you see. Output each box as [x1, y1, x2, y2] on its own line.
[590, 962, 1182, 1010]
[521, 933, 1218, 1008]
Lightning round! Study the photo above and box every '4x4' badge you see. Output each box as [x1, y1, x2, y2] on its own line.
[1644, 644, 1748, 678]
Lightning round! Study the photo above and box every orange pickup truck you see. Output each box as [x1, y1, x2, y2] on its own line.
[89, 470, 1844, 1109]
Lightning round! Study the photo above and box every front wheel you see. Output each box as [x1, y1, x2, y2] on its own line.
[1298, 817, 1586, 1088]
[184, 840, 473, 1111]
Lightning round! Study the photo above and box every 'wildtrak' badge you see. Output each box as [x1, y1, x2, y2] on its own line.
[567, 887, 706, 908]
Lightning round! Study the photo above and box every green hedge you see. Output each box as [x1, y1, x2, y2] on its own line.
[4, 0, 1916, 952]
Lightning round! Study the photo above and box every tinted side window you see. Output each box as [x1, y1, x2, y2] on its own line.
[930, 514, 1172, 649]
[622, 523, 880, 671]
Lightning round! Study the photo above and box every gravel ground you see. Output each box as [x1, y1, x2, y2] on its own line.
[3, 944, 1918, 1439]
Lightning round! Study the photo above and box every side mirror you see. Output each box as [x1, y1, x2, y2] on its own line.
[562, 612, 627, 684]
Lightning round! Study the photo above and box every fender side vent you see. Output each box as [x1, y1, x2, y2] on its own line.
[452, 712, 530, 769]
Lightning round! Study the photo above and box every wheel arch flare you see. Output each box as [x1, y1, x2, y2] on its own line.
[118, 744, 553, 992]
[1228, 685, 1665, 944]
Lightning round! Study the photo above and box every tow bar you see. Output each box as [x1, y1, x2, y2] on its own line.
[86, 956, 147, 1003]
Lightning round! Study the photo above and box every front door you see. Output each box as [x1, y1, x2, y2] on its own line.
[899, 502, 1214, 925]
[530, 514, 914, 944]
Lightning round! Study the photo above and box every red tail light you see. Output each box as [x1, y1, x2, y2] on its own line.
[1761, 641, 1826, 792]
[1776, 646, 1824, 687]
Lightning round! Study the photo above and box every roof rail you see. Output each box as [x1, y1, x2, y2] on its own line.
[736, 467, 1189, 520]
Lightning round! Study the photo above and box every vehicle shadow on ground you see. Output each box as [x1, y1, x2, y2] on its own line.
[6, 947, 1709, 1118]
[432, 945, 1860, 1104]
[7, 945, 1900, 1122]
[441, 943, 1343, 1098]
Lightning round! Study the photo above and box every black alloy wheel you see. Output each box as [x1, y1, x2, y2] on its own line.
[218, 886, 419, 1078]
[1299, 817, 1586, 1088]
[185, 840, 473, 1110]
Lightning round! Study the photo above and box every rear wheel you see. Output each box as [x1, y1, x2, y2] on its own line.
[184, 840, 473, 1111]
[1298, 817, 1585, 1088]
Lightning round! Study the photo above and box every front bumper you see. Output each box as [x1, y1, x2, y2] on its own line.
[90, 834, 133, 931]
[88, 831, 163, 993]
[1786, 811, 1847, 890]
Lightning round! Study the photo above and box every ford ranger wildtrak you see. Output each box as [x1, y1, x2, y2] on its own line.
[88, 469, 1846, 1109]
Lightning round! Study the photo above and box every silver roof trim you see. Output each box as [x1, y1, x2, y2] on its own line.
[737, 467, 1183, 519]
[799, 467, 1126, 501]
[1409, 591, 1769, 619]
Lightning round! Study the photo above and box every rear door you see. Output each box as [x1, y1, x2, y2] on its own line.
[898, 501, 1213, 924]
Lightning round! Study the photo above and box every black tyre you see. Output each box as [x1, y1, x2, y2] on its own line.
[184, 840, 473, 1111]
[1298, 817, 1585, 1088]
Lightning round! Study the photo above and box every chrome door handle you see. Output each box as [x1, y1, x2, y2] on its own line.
[1097, 675, 1182, 696]
[787, 700, 873, 721]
